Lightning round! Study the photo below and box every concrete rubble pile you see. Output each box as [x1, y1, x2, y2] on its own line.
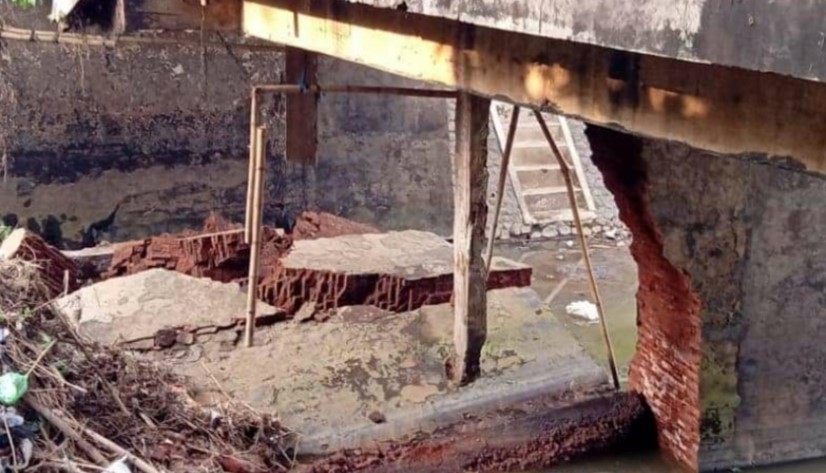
[73, 213, 532, 318]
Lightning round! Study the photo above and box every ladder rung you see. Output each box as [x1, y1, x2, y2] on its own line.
[513, 164, 561, 172]
[517, 121, 561, 130]
[523, 186, 578, 196]
[513, 140, 568, 149]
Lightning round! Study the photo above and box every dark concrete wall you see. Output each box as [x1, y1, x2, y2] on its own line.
[589, 125, 826, 471]
[0, 24, 451, 246]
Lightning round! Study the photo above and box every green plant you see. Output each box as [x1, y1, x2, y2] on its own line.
[0, 223, 10, 243]
[7, 0, 39, 7]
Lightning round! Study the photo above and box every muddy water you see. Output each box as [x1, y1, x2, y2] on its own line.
[505, 242, 640, 376]
[502, 241, 826, 473]
[540, 451, 826, 472]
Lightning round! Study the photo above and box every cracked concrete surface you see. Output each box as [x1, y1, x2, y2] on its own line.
[167, 287, 608, 453]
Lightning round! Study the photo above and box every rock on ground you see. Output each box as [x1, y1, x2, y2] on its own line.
[53, 269, 279, 345]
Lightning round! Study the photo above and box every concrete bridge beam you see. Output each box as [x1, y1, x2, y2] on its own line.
[244, 0, 826, 175]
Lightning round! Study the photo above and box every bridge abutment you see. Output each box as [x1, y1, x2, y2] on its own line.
[588, 125, 826, 472]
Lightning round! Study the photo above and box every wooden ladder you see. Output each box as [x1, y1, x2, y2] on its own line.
[490, 103, 595, 225]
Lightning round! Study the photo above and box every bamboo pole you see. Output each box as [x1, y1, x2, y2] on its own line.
[245, 89, 258, 243]
[533, 110, 621, 390]
[244, 126, 266, 348]
[485, 105, 520, 274]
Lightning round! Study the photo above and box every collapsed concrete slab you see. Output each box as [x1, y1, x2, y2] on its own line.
[99, 219, 531, 316]
[53, 268, 281, 347]
[102, 212, 378, 284]
[104, 227, 293, 283]
[260, 230, 532, 314]
[171, 287, 613, 457]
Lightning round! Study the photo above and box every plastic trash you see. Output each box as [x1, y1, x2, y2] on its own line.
[48, 0, 82, 22]
[104, 457, 132, 473]
[565, 300, 599, 323]
[0, 408, 35, 471]
[0, 373, 27, 406]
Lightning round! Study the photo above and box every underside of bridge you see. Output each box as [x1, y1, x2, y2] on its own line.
[237, 0, 826, 471]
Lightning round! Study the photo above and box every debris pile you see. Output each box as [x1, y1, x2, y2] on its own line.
[103, 211, 377, 284]
[292, 212, 378, 240]
[0, 229, 79, 298]
[104, 218, 292, 283]
[259, 231, 532, 315]
[0, 243, 295, 472]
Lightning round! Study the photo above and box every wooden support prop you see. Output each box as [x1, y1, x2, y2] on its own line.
[533, 110, 621, 390]
[244, 126, 267, 348]
[285, 48, 319, 165]
[485, 105, 519, 274]
[450, 92, 490, 386]
[245, 89, 259, 244]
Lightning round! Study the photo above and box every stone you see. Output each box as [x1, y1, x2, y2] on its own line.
[530, 230, 542, 240]
[559, 226, 572, 236]
[176, 331, 196, 346]
[367, 410, 386, 424]
[605, 228, 619, 240]
[313, 310, 333, 323]
[541, 226, 558, 238]
[53, 269, 280, 345]
[583, 227, 593, 237]
[155, 329, 178, 349]
[520, 224, 532, 235]
[294, 302, 318, 323]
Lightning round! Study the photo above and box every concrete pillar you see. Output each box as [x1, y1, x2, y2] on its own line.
[587, 125, 826, 471]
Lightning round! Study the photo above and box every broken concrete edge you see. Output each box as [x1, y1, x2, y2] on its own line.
[296, 358, 610, 456]
[298, 391, 656, 473]
[69, 227, 532, 318]
[116, 311, 287, 351]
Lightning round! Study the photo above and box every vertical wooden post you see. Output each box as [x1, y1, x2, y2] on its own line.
[485, 105, 520, 274]
[245, 126, 266, 348]
[451, 92, 490, 385]
[285, 47, 319, 165]
[245, 89, 258, 244]
[533, 110, 621, 390]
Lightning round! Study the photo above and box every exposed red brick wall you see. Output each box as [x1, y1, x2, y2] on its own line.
[104, 213, 530, 317]
[588, 126, 702, 470]
[259, 266, 531, 315]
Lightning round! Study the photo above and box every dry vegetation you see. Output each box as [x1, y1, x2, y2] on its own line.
[0, 257, 295, 472]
